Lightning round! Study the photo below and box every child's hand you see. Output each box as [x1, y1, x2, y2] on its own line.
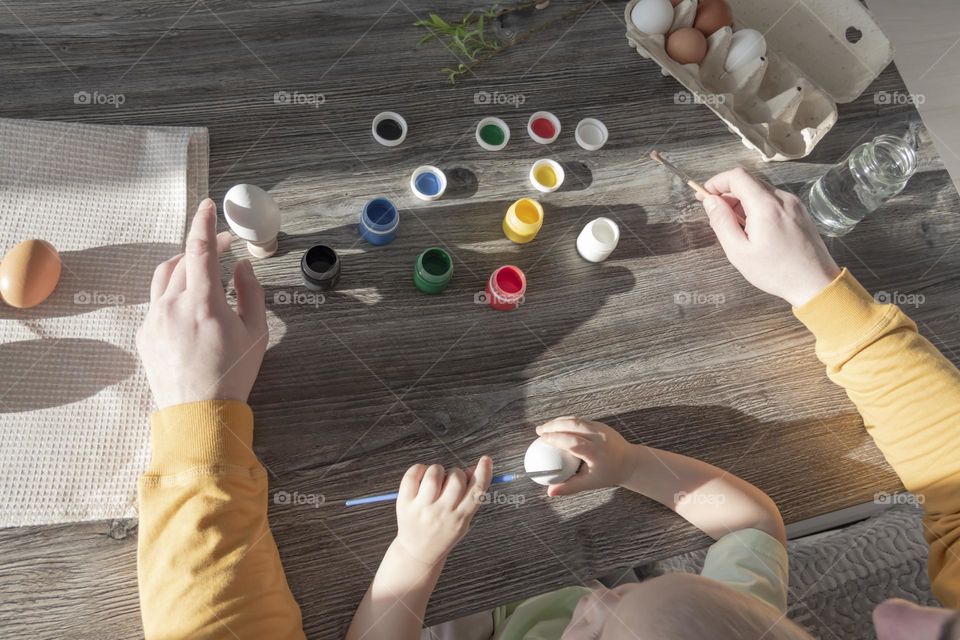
[394, 456, 493, 566]
[536, 418, 634, 497]
[696, 167, 841, 307]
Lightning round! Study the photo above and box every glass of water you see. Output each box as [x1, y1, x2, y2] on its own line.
[804, 134, 918, 237]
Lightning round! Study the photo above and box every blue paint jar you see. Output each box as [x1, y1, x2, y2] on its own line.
[359, 198, 399, 245]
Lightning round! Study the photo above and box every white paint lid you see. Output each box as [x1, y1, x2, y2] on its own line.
[575, 118, 609, 150]
[371, 111, 408, 147]
[409, 165, 447, 201]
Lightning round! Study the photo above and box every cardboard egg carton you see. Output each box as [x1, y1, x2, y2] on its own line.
[624, 0, 893, 161]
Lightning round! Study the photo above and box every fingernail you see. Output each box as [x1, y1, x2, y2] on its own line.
[702, 195, 719, 213]
[200, 197, 216, 211]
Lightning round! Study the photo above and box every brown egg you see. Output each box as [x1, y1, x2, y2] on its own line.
[666, 27, 708, 64]
[0, 239, 62, 308]
[694, 0, 733, 36]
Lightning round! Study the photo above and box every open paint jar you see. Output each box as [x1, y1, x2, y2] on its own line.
[476, 117, 510, 151]
[301, 244, 341, 291]
[503, 198, 544, 244]
[529, 159, 565, 193]
[485, 265, 526, 311]
[359, 198, 399, 245]
[371, 111, 408, 147]
[527, 111, 561, 144]
[410, 165, 447, 201]
[413, 247, 453, 294]
[576, 217, 620, 262]
[575, 118, 609, 151]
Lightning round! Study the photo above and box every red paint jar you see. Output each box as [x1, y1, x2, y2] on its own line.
[485, 265, 526, 311]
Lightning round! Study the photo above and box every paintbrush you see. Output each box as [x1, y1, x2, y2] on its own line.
[343, 470, 558, 507]
[649, 150, 711, 198]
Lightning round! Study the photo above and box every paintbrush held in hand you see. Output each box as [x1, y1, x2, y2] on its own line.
[650, 150, 710, 198]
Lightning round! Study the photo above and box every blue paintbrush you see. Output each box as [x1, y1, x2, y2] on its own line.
[344, 472, 521, 507]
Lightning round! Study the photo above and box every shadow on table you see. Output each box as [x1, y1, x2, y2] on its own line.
[0, 338, 137, 412]
[0, 241, 178, 412]
[275, 401, 888, 636]
[244, 195, 885, 635]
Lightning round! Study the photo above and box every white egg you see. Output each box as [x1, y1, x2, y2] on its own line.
[724, 29, 767, 73]
[630, 0, 675, 36]
[524, 437, 581, 486]
[223, 184, 282, 257]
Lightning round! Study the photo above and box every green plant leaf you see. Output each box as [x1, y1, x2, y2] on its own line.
[430, 13, 451, 29]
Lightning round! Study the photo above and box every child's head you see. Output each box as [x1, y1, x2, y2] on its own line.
[560, 572, 812, 640]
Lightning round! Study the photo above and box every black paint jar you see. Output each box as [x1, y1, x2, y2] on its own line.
[301, 244, 340, 291]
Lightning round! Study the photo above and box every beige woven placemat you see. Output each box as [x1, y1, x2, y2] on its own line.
[0, 118, 208, 527]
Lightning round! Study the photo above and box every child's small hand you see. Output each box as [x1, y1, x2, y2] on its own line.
[536, 418, 634, 497]
[394, 456, 493, 566]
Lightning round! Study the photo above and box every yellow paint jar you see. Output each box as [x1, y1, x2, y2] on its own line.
[503, 198, 544, 244]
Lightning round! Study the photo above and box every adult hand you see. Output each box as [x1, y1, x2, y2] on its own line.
[394, 457, 493, 566]
[536, 418, 633, 497]
[697, 167, 841, 307]
[136, 198, 268, 409]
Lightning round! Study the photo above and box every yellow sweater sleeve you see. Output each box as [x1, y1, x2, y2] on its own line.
[137, 400, 305, 639]
[794, 268, 960, 607]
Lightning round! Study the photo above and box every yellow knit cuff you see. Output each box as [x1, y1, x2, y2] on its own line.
[147, 400, 258, 476]
[792, 268, 897, 362]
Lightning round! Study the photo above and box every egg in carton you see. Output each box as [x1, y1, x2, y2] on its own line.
[625, 0, 894, 161]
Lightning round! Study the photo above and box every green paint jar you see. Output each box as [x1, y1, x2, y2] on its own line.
[413, 247, 453, 294]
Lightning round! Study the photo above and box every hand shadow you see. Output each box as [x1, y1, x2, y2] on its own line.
[0, 338, 137, 413]
[0, 242, 177, 412]
[0, 242, 178, 320]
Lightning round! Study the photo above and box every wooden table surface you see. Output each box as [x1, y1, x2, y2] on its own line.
[2, 1, 959, 638]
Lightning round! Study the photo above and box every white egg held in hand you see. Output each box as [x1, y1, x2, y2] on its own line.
[724, 29, 767, 73]
[524, 437, 581, 486]
[630, 0, 675, 36]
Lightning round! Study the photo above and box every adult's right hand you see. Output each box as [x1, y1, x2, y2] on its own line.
[136, 198, 268, 409]
[698, 168, 841, 307]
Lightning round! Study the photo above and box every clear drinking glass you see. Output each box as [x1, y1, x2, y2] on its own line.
[804, 134, 919, 237]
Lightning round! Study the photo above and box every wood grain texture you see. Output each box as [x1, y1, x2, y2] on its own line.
[1, 1, 960, 638]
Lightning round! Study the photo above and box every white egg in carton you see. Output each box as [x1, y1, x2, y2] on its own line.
[624, 0, 894, 161]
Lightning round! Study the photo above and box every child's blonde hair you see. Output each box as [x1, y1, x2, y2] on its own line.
[601, 573, 811, 640]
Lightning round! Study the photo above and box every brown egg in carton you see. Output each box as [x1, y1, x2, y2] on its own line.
[624, 0, 894, 161]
